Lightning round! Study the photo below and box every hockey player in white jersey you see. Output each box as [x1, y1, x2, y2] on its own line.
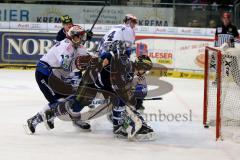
[26, 25, 92, 134]
[98, 14, 136, 57]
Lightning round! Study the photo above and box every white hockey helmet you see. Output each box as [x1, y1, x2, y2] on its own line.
[123, 14, 138, 24]
[67, 25, 86, 46]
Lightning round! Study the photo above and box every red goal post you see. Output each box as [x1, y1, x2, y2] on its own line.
[203, 46, 222, 140]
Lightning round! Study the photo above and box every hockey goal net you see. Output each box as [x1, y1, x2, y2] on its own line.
[203, 46, 240, 141]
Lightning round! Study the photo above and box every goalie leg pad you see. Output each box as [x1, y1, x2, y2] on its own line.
[112, 104, 126, 127]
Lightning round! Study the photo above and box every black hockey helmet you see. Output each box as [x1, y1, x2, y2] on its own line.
[60, 15, 73, 24]
[135, 55, 153, 71]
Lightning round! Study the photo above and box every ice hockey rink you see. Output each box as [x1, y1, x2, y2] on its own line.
[0, 69, 239, 160]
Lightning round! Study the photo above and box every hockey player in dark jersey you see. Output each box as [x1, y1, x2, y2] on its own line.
[56, 15, 74, 42]
[214, 12, 239, 47]
[56, 15, 93, 42]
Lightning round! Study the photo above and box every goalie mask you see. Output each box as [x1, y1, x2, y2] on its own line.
[67, 25, 86, 48]
[135, 55, 153, 72]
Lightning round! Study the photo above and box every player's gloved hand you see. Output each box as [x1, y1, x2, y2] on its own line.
[75, 55, 92, 70]
[132, 84, 148, 98]
[86, 30, 93, 41]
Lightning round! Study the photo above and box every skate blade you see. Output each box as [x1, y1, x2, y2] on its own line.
[114, 134, 127, 139]
[131, 132, 157, 142]
[73, 124, 91, 132]
[43, 121, 52, 130]
[74, 127, 92, 132]
[22, 124, 34, 135]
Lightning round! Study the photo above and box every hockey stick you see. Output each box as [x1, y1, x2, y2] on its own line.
[143, 97, 163, 101]
[82, 5, 105, 46]
[90, 5, 105, 31]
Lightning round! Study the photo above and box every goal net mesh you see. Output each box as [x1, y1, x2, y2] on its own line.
[204, 47, 240, 140]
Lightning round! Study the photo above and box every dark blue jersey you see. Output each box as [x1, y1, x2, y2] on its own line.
[56, 28, 67, 42]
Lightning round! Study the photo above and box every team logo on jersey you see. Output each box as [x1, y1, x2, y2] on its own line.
[229, 28, 232, 32]
[217, 27, 222, 33]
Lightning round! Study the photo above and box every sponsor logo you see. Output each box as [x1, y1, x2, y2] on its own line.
[36, 7, 62, 23]
[180, 28, 192, 34]
[138, 19, 168, 26]
[155, 27, 167, 33]
[224, 55, 233, 76]
[15, 23, 42, 30]
[0, 32, 55, 63]
[167, 27, 177, 34]
[0, 9, 29, 21]
[136, 43, 148, 56]
[136, 42, 173, 64]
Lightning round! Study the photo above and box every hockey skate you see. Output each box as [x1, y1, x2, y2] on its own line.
[24, 113, 43, 134]
[134, 123, 156, 141]
[130, 109, 156, 141]
[113, 126, 128, 139]
[72, 119, 91, 132]
[42, 109, 55, 130]
[113, 120, 156, 141]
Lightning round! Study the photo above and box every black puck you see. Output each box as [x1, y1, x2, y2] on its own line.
[204, 125, 209, 128]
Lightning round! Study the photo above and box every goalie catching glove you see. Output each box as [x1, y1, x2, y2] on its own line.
[75, 55, 99, 70]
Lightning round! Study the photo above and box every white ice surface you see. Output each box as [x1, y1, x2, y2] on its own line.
[0, 69, 239, 160]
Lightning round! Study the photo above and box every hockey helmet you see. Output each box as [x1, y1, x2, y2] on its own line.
[60, 15, 73, 24]
[67, 25, 86, 46]
[123, 14, 138, 24]
[135, 55, 153, 71]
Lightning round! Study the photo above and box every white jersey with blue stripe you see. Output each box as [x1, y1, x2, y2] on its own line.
[98, 24, 135, 53]
[40, 38, 87, 80]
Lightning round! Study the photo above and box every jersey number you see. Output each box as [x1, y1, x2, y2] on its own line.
[107, 31, 116, 41]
